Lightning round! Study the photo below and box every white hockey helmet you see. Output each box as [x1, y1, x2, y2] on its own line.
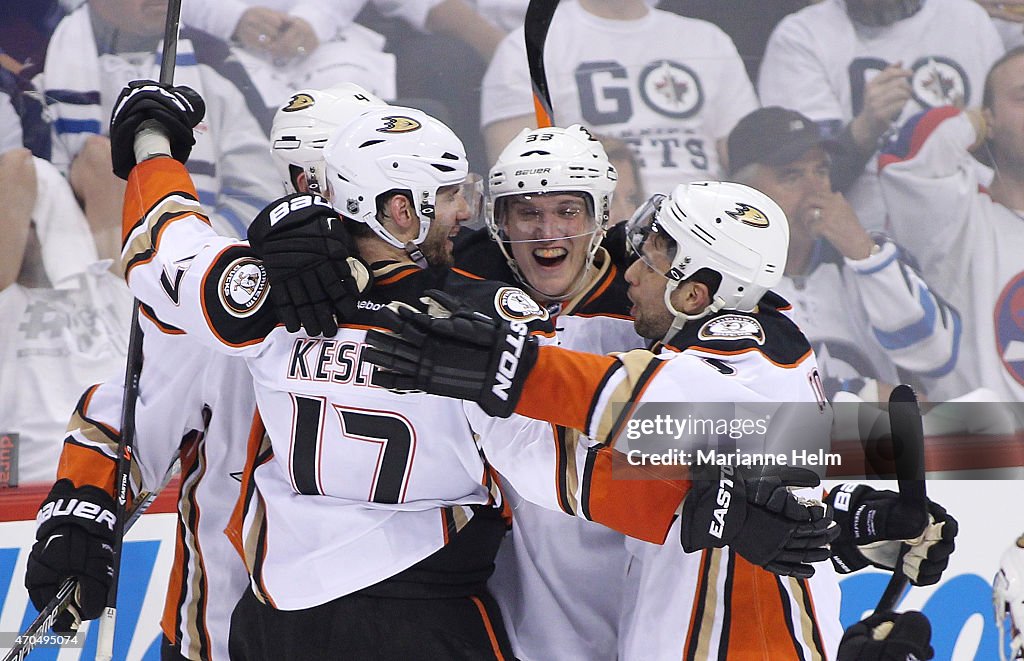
[323, 106, 468, 252]
[995, 534, 1024, 661]
[625, 181, 788, 343]
[270, 84, 386, 196]
[486, 124, 617, 299]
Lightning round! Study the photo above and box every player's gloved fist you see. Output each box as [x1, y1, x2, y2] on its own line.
[680, 464, 838, 578]
[109, 80, 205, 179]
[25, 479, 117, 631]
[824, 484, 957, 585]
[364, 289, 537, 418]
[247, 193, 370, 337]
[837, 611, 934, 661]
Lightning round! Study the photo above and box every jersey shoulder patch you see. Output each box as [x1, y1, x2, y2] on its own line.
[697, 314, 765, 345]
[493, 286, 549, 323]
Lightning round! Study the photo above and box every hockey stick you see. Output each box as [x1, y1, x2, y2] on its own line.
[2, 475, 172, 661]
[94, 2, 183, 659]
[524, 0, 560, 128]
[873, 384, 928, 613]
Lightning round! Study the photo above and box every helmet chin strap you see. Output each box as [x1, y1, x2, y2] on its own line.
[404, 241, 428, 269]
[659, 280, 726, 346]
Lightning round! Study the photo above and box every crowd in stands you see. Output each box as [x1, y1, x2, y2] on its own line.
[2, 0, 1023, 485]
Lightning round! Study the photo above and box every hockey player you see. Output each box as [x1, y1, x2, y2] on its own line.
[457, 125, 639, 660]
[24, 84, 383, 661]
[878, 45, 1024, 402]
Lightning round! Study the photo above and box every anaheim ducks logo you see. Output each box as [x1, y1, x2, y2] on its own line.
[494, 287, 548, 323]
[725, 203, 769, 228]
[698, 314, 765, 345]
[281, 93, 315, 113]
[377, 116, 421, 133]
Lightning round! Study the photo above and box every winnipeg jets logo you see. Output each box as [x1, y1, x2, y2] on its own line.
[377, 116, 421, 133]
[725, 203, 769, 228]
[995, 271, 1024, 386]
[638, 60, 704, 119]
[281, 93, 315, 112]
[910, 56, 968, 109]
[160, 253, 197, 305]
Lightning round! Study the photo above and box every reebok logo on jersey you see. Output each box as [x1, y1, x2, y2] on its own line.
[709, 465, 735, 539]
[38, 499, 117, 533]
[491, 321, 529, 402]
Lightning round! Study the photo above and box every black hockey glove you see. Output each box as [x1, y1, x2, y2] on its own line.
[109, 80, 205, 179]
[25, 479, 117, 631]
[680, 464, 838, 579]
[364, 289, 537, 418]
[824, 484, 957, 586]
[248, 193, 371, 337]
[837, 611, 934, 661]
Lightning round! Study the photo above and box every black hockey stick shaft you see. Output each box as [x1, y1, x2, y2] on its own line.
[95, 1, 183, 659]
[2, 479, 169, 661]
[524, 0, 560, 128]
[874, 384, 927, 614]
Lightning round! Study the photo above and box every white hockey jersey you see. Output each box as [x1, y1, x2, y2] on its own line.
[759, 0, 1004, 231]
[481, 1, 758, 194]
[57, 316, 256, 661]
[775, 240, 960, 398]
[490, 295, 844, 660]
[879, 106, 1024, 402]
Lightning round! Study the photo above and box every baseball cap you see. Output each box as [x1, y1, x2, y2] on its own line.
[727, 107, 837, 176]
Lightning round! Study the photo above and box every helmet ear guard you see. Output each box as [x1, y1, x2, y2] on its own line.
[625, 181, 789, 344]
[323, 106, 469, 255]
[486, 124, 618, 300]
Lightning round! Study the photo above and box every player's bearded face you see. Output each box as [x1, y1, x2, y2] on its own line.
[625, 240, 676, 340]
[422, 184, 470, 267]
[501, 193, 598, 300]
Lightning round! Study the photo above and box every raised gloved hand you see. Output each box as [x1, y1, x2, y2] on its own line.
[247, 193, 371, 337]
[825, 483, 957, 585]
[109, 80, 205, 179]
[837, 611, 934, 660]
[24, 479, 117, 631]
[680, 464, 838, 578]
[364, 289, 537, 418]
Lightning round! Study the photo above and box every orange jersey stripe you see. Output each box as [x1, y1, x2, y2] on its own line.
[725, 557, 803, 659]
[582, 446, 688, 544]
[57, 442, 117, 494]
[122, 158, 200, 243]
[226, 411, 266, 560]
[516, 345, 619, 431]
[470, 595, 507, 661]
